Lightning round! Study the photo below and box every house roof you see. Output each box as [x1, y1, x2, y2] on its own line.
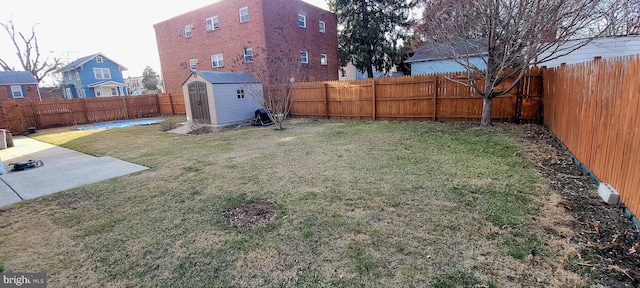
[58, 53, 128, 72]
[405, 39, 488, 63]
[186, 70, 261, 85]
[0, 71, 38, 85]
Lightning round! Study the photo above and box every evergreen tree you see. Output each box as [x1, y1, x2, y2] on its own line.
[330, 0, 415, 78]
[142, 66, 159, 91]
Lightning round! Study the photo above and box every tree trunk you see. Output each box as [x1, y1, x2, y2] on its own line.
[481, 97, 493, 126]
[367, 65, 374, 78]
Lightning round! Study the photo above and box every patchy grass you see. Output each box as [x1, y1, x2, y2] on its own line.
[0, 119, 585, 287]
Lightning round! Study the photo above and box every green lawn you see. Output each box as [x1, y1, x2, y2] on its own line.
[0, 118, 586, 287]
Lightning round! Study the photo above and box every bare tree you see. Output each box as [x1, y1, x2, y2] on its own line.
[600, 0, 640, 36]
[418, 0, 608, 126]
[0, 19, 62, 83]
[232, 47, 304, 130]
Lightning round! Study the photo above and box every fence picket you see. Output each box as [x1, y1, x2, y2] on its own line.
[545, 55, 640, 219]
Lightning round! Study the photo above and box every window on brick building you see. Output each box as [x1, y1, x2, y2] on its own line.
[320, 54, 327, 66]
[319, 21, 325, 33]
[298, 14, 306, 28]
[244, 48, 253, 63]
[189, 58, 197, 70]
[301, 51, 309, 64]
[239, 7, 249, 23]
[206, 16, 219, 31]
[10, 85, 24, 98]
[211, 54, 224, 68]
[185, 24, 192, 37]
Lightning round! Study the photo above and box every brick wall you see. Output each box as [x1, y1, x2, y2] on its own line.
[154, 0, 338, 94]
[0, 84, 41, 102]
[262, 0, 338, 83]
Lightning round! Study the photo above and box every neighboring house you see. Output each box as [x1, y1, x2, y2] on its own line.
[406, 40, 488, 75]
[0, 71, 41, 101]
[125, 75, 164, 95]
[154, 0, 338, 94]
[57, 53, 128, 99]
[339, 63, 403, 81]
[407, 35, 640, 75]
[539, 35, 640, 67]
[182, 70, 263, 125]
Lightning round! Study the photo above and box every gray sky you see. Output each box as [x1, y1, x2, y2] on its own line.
[1, 0, 330, 86]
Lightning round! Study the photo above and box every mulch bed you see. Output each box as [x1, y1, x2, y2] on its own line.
[521, 124, 640, 287]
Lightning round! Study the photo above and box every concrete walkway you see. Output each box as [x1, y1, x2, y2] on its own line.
[0, 136, 148, 207]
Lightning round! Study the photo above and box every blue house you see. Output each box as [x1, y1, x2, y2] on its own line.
[405, 40, 488, 75]
[58, 53, 128, 98]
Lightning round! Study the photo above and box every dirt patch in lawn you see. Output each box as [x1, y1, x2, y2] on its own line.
[224, 201, 278, 229]
[520, 124, 640, 286]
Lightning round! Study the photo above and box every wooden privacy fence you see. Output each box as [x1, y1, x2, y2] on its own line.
[544, 55, 640, 219]
[290, 69, 544, 122]
[157, 93, 186, 115]
[0, 94, 160, 135]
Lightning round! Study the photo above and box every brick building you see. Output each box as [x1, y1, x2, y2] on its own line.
[154, 0, 338, 94]
[0, 71, 41, 102]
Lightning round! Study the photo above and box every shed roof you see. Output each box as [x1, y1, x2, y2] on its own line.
[58, 52, 128, 72]
[0, 71, 38, 85]
[406, 39, 488, 63]
[186, 70, 261, 85]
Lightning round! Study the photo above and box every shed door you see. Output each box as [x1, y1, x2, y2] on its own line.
[188, 81, 211, 124]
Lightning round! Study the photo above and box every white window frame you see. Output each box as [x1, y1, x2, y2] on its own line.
[75, 71, 80, 80]
[211, 53, 224, 68]
[206, 16, 219, 31]
[320, 53, 327, 66]
[239, 7, 249, 23]
[244, 48, 253, 63]
[10, 85, 23, 98]
[319, 21, 326, 33]
[68, 71, 72, 80]
[237, 89, 245, 99]
[110, 87, 118, 96]
[96, 56, 103, 63]
[189, 58, 197, 70]
[301, 51, 309, 64]
[64, 87, 72, 99]
[185, 24, 192, 38]
[298, 14, 307, 28]
[93, 68, 111, 79]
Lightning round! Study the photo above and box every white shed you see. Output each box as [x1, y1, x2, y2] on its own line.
[182, 70, 263, 125]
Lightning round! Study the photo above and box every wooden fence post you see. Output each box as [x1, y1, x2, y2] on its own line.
[122, 97, 130, 119]
[31, 100, 41, 128]
[372, 79, 377, 121]
[81, 99, 89, 123]
[154, 94, 161, 115]
[16, 104, 27, 133]
[168, 93, 175, 115]
[514, 75, 522, 123]
[324, 84, 329, 119]
[433, 75, 438, 121]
